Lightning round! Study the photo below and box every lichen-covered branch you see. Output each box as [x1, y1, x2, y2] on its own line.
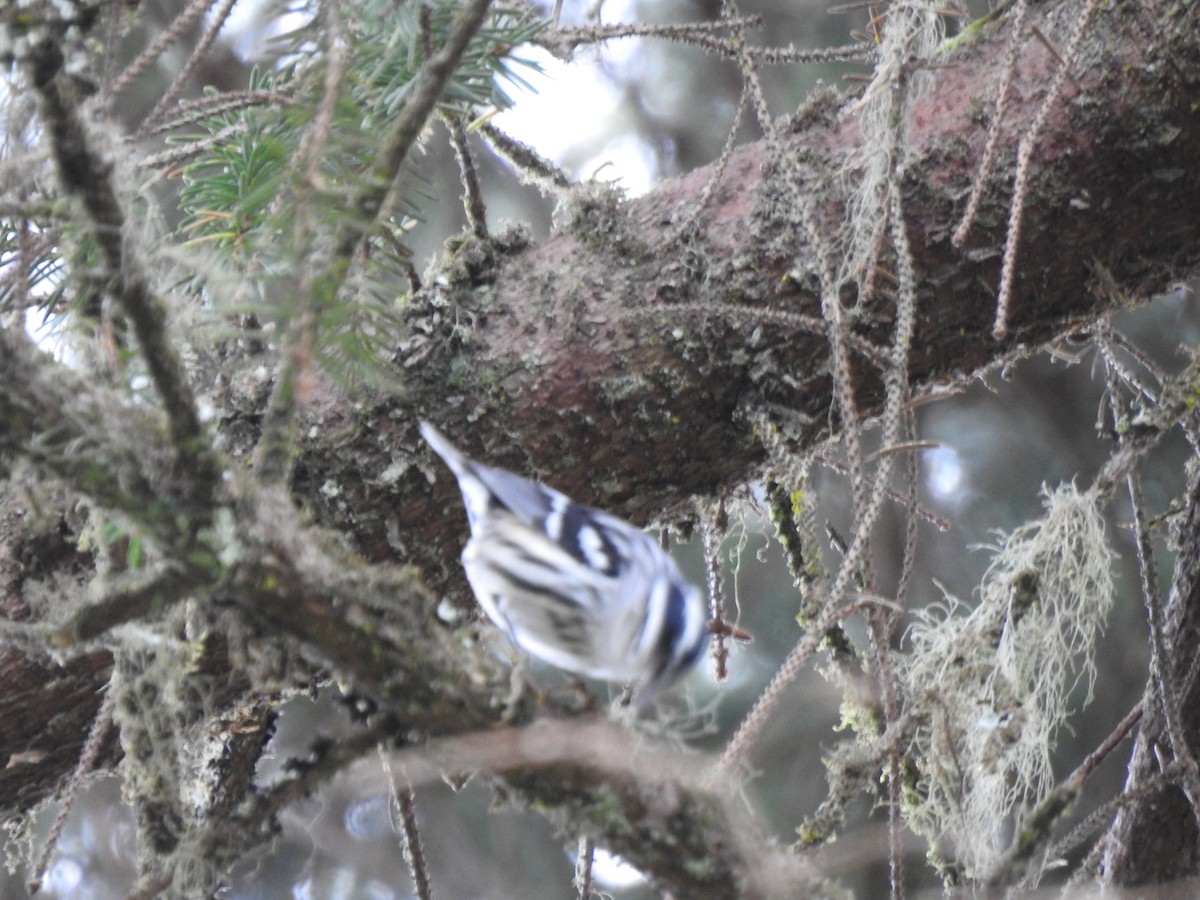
[0, 0, 1199, 894]
[22, 31, 220, 524]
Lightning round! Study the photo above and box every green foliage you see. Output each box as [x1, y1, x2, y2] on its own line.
[0, 203, 107, 323]
[170, 4, 544, 387]
[86, 518, 145, 571]
[0, 220, 58, 310]
[334, 0, 545, 121]
[176, 3, 542, 242]
[177, 71, 297, 256]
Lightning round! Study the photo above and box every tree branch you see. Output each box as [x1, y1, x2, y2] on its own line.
[1, 0, 1198, 892]
[24, 33, 220, 523]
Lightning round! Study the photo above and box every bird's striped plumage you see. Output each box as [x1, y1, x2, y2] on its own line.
[421, 422, 707, 704]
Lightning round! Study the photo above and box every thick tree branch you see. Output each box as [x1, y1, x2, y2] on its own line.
[312, 0, 1200, 577]
[0, 0, 1198, 892]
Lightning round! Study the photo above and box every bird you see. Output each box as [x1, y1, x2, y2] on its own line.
[420, 421, 708, 706]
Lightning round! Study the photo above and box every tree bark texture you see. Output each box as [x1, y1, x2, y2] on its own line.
[1101, 460, 1200, 884]
[1, 0, 1199, 892]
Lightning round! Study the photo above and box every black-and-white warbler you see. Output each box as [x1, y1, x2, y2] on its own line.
[420, 422, 708, 705]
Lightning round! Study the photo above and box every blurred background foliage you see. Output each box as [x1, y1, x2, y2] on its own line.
[4, 0, 1196, 896]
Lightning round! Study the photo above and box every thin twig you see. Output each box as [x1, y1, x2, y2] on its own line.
[443, 113, 489, 240]
[702, 499, 732, 682]
[136, 120, 253, 172]
[1029, 25, 1068, 69]
[655, 82, 750, 253]
[384, 757, 435, 900]
[479, 122, 573, 192]
[574, 835, 594, 899]
[713, 592, 901, 777]
[1035, 703, 1144, 881]
[64, 564, 201, 644]
[717, 0, 930, 776]
[620, 301, 889, 370]
[29, 683, 117, 893]
[108, 0, 220, 101]
[952, 0, 1028, 248]
[537, 16, 763, 57]
[137, 89, 295, 140]
[134, 0, 242, 139]
[993, 0, 1102, 339]
[1096, 327, 1200, 838]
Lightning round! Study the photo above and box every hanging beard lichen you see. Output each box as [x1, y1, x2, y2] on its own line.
[900, 483, 1114, 877]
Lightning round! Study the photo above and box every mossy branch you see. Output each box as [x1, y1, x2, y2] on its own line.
[24, 35, 220, 526]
